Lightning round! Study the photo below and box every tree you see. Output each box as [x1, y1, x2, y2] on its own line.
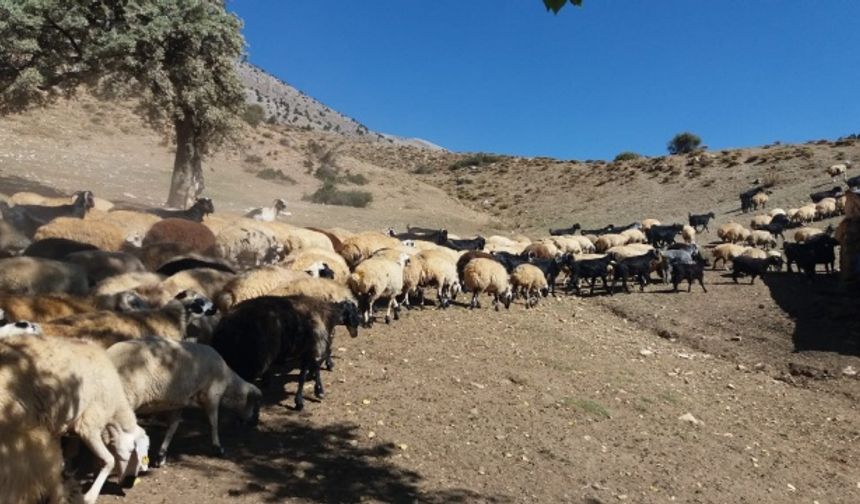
[543, 0, 583, 14]
[0, 1, 245, 208]
[667, 132, 702, 155]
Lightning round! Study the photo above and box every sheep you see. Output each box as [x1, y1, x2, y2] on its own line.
[681, 225, 696, 244]
[339, 231, 400, 267]
[23, 236, 100, 260]
[417, 249, 461, 308]
[154, 254, 236, 276]
[0, 220, 32, 257]
[785, 235, 839, 276]
[792, 204, 817, 225]
[659, 249, 698, 284]
[670, 261, 707, 293]
[769, 208, 786, 217]
[522, 239, 560, 259]
[0, 256, 88, 296]
[0, 319, 42, 337]
[750, 214, 773, 230]
[641, 219, 661, 232]
[0, 190, 95, 237]
[40, 291, 215, 347]
[810, 186, 843, 203]
[835, 195, 847, 215]
[211, 295, 361, 410]
[815, 197, 837, 219]
[549, 224, 581, 236]
[348, 253, 410, 324]
[741, 247, 768, 260]
[510, 263, 549, 307]
[214, 223, 285, 270]
[0, 335, 150, 504]
[462, 258, 513, 310]
[646, 224, 683, 247]
[143, 218, 217, 254]
[751, 191, 769, 210]
[0, 291, 147, 323]
[562, 253, 614, 296]
[268, 277, 357, 304]
[746, 230, 777, 250]
[739, 186, 768, 213]
[456, 251, 498, 284]
[595, 233, 628, 253]
[611, 249, 659, 293]
[487, 234, 525, 249]
[620, 228, 648, 244]
[717, 222, 749, 243]
[100, 210, 163, 237]
[606, 243, 654, 261]
[245, 198, 289, 221]
[9, 191, 71, 206]
[397, 251, 426, 308]
[731, 255, 783, 284]
[216, 266, 314, 312]
[33, 217, 128, 251]
[711, 243, 749, 270]
[93, 271, 167, 303]
[266, 222, 335, 254]
[548, 235, 583, 254]
[156, 268, 236, 305]
[687, 212, 715, 232]
[63, 250, 148, 286]
[794, 226, 826, 243]
[147, 197, 214, 222]
[826, 163, 848, 182]
[283, 247, 350, 284]
[107, 336, 261, 465]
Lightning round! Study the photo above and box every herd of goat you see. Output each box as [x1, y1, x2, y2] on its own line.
[0, 162, 854, 503]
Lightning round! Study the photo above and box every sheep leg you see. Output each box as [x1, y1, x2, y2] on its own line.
[80, 428, 116, 504]
[384, 298, 393, 324]
[493, 294, 500, 311]
[294, 365, 308, 411]
[204, 394, 225, 457]
[154, 410, 183, 467]
[312, 359, 325, 399]
[469, 292, 479, 309]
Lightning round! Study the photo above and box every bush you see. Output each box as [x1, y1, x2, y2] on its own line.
[242, 104, 266, 128]
[244, 154, 263, 164]
[613, 151, 641, 162]
[304, 182, 373, 208]
[667, 132, 702, 155]
[256, 168, 297, 185]
[413, 164, 434, 174]
[342, 172, 369, 185]
[449, 153, 502, 170]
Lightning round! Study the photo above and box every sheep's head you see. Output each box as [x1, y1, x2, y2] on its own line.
[274, 198, 288, 212]
[397, 253, 411, 267]
[338, 300, 361, 337]
[175, 290, 217, 318]
[0, 320, 42, 338]
[109, 424, 150, 488]
[501, 287, 513, 310]
[124, 232, 144, 248]
[74, 190, 95, 210]
[195, 197, 215, 215]
[114, 291, 149, 312]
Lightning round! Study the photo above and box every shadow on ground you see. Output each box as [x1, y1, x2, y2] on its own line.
[0, 173, 67, 197]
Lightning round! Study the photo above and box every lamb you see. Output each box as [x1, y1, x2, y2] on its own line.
[595, 233, 628, 253]
[751, 191, 769, 210]
[670, 260, 707, 293]
[641, 219, 661, 232]
[621, 228, 648, 244]
[0, 190, 95, 237]
[826, 163, 848, 182]
[746, 230, 777, 250]
[791, 204, 817, 225]
[562, 254, 614, 296]
[215, 223, 285, 270]
[717, 222, 750, 243]
[147, 197, 214, 222]
[0, 335, 150, 504]
[63, 250, 148, 286]
[711, 243, 750, 270]
[244, 198, 289, 221]
[340, 231, 401, 267]
[681, 225, 696, 244]
[40, 291, 215, 347]
[510, 263, 549, 307]
[211, 295, 361, 410]
[687, 212, 715, 232]
[144, 218, 217, 254]
[0, 291, 147, 323]
[0, 220, 32, 257]
[549, 224, 581, 236]
[0, 256, 88, 295]
[216, 266, 315, 312]
[611, 249, 659, 293]
[731, 255, 783, 284]
[348, 253, 410, 324]
[106, 336, 262, 465]
[750, 214, 773, 230]
[33, 217, 128, 251]
[462, 258, 513, 310]
[283, 247, 350, 283]
[815, 197, 837, 219]
[417, 249, 462, 308]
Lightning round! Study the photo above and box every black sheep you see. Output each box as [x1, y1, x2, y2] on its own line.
[147, 197, 215, 222]
[211, 295, 361, 411]
[646, 224, 683, 248]
[612, 250, 659, 293]
[731, 255, 782, 284]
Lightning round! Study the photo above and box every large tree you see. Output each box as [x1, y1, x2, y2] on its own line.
[0, 0, 245, 208]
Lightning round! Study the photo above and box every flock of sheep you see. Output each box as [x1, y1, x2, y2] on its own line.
[0, 160, 854, 503]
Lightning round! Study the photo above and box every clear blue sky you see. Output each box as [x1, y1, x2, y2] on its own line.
[229, 1, 860, 160]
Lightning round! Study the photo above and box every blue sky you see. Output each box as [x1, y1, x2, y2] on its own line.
[230, 1, 860, 160]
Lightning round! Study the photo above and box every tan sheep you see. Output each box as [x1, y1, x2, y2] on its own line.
[283, 247, 350, 284]
[93, 272, 165, 298]
[510, 263, 548, 308]
[606, 244, 654, 261]
[124, 268, 237, 308]
[216, 266, 311, 312]
[100, 210, 162, 237]
[523, 239, 559, 259]
[791, 204, 817, 225]
[267, 221, 334, 254]
[794, 227, 824, 243]
[746, 230, 777, 250]
[0, 256, 88, 296]
[815, 197, 837, 219]
[741, 247, 768, 260]
[0, 291, 147, 323]
[681, 225, 696, 244]
[348, 253, 410, 324]
[33, 216, 127, 251]
[751, 191, 768, 210]
[712, 243, 749, 270]
[214, 223, 284, 270]
[462, 258, 512, 311]
[835, 195, 847, 215]
[826, 163, 848, 182]
[268, 277, 357, 304]
[717, 222, 749, 243]
[595, 233, 627, 253]
[417, 249, 461, 307]
[548, 235, 583, 254]
[340, 231, 401, 267]
[621, 228, 647, 244]
[641, 219, 661, 232]
[749, 214, 772, 230]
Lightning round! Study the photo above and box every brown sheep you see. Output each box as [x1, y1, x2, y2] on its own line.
[144, 218, 217, 254]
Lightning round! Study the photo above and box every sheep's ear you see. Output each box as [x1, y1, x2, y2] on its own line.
[174, 290, 188, 300]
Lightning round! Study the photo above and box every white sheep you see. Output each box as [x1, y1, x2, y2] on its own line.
[681, 225, 696, 244]
[34, 217, 129, 251]
[0, 335, 150, 504]
[746, 230, 777, 250]
[348, 253, 409, 324]
[268, 277, 357, 304]
[215, 266, 314, 312]
[620, 228, 648, 244]
[215, 223, 284, 270]
[510, 263, 548, 308]
[107, 336, 261, 466]
[417, 249, 461, 308]
[826, 162, 848, 182]
[0, 256, 89, 296]
[711, 243, 749, 270]
[792, 204, 817, 225]
[244, 198, 290, 221]
[462, 257, 512, 311]
[794, 226, 825, 243]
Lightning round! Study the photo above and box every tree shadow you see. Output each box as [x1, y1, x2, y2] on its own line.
[761, 272, 859, 356]
[0, 173, 68, 197]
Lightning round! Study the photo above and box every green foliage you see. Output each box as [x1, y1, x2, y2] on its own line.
[256, 168, 296, 185]
[449, 153, 502, 170]
[242, 104, 265, 127]
[614, 151, 641, 162]
[305, 181, 372, 208]
[544, 0, 583, 14]
[667, 132, 702, 155]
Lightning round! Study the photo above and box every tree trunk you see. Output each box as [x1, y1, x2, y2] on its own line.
[166, 113, 204, 209]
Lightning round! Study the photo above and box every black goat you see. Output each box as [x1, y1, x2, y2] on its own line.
[580, 224, 616, 236]
[731, 255, 782, 284]
[445, 236, 486, 251]
[612, 249, 659, 293]
[549, 224, 581, 236]
[784, 235, 838, 277]
[646, 224, 683, 248]
[389, 227, 448, 245]
[526, 255, 564, 296]
[563, 254, 614, 296]
[847, 175, 860, 189]
[23, 237, 99, 260]
[491, 251, 529, 272]
[613, 222, 641, 233]
[1, 191, 95, 237]
[147, 197, 215, 222]
[809, 186, 844, 203]
[670, 260, 707, 293]
[688, 212, 715, 232]
[156, 256, 237, 276]
[211, 295, 361, 411]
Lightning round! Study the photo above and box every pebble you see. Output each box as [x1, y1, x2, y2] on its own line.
[678, 412, 704, 426]
[842, 366, 857, 377]
[367, 431, 376, 439]
[639, 349, 654, 357]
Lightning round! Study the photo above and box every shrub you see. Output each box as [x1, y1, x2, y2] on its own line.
[244, 154, 263, 164]
[342, 172, 369, 185]
[304, 182, 372, 208]
[242, 104, 266, 128]
[449, 153, 502, 170]
[413, 164, 434, 175]
[614, 151, 641, 162]
[667, 132, 702, 155]
[256, 168, 297, 185]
